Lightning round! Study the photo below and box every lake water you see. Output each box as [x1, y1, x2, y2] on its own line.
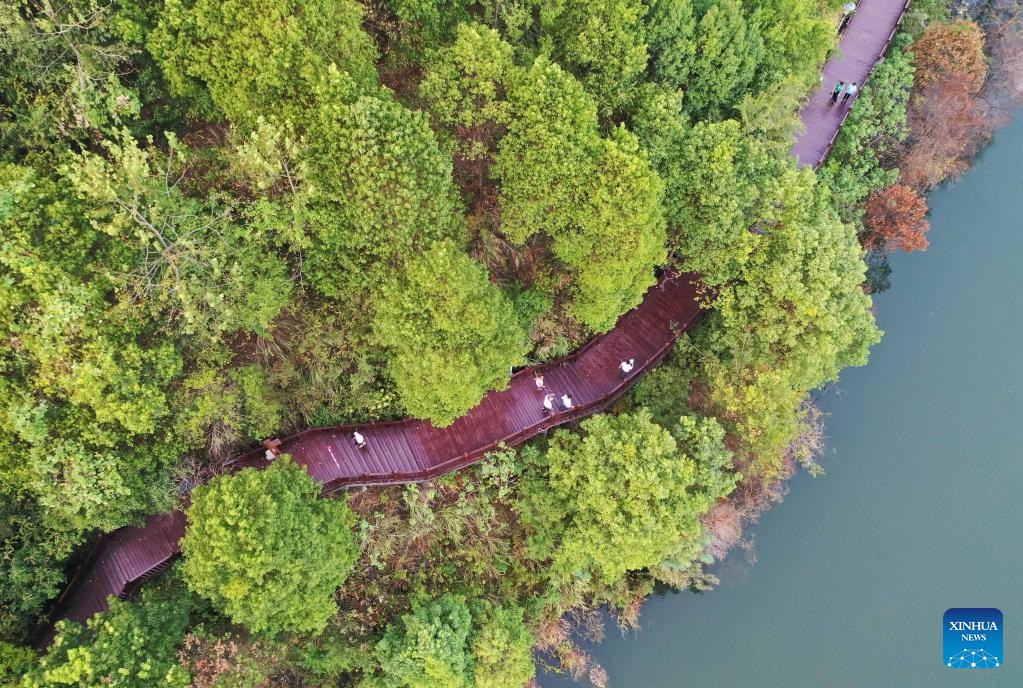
[545, 114, 1023, 687]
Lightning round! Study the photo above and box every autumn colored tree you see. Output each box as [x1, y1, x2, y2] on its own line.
[909, 21, 988, 94]
[862, 184, 931, 252]
[898, 22, 993, 191]
[901, 78, 990, 190]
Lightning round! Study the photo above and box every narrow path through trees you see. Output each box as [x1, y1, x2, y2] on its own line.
[793, 0, 911, 167]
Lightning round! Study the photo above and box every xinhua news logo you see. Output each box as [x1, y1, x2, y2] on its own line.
[944, 608, 1002, 669]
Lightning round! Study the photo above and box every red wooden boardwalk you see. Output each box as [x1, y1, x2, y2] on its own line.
[792, 0, 911, 168]
[46, 0, 913, 634]
[48, 271, 703, 628]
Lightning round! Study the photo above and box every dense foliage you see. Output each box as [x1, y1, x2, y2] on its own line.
[521, 410, 737, 584]
[22, 593, 191, 688]
[181, 458, 360, 635]
[0, 0, 939, 683]
[371, 595, 534, 688]
[374, 240, 528, 425]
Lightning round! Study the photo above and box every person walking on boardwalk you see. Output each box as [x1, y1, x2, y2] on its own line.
[542, 393, 556, 415]
[561, 393, 574, 410]
[619, 358, 635, 377]
[843, 82, 858, 104]
[830, 81, 845, 104]
[352, 431, 367, 449]
[838, 2, 856, 34]
[534, 373, 545, 390]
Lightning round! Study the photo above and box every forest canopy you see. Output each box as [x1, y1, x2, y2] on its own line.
[0, 0, 911, 683]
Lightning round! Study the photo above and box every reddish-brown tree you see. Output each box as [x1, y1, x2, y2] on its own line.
[901, 77, 991, 190]
[910, 21, 989, 94]
[863, 183, 931, 252]
[983, 13, 1023, 125]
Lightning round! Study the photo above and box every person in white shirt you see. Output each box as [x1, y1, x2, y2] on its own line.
[534, 373, 545, 390]
[542, 393, 555, 415]
[843, 82, 858, 103]
[619, 358, 635, 377]
[352, 431, 367, 449]
[561, 393, 574, 410]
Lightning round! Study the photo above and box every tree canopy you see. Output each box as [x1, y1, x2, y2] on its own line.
[181, 457, 360, 635]
[373, 595, 534, 688]
[150, 0, 378, 126]
[23, 594, 191, 688]
[522, 410, 737, 583]
[0, 0, 897, 680]
[373, 240, 529, 425]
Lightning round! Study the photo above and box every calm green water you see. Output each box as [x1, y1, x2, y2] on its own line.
[545, 115, 1023, 687]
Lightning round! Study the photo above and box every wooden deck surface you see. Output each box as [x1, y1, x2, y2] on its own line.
[792, 0, 911, 168]
[46, 0, 912, 634]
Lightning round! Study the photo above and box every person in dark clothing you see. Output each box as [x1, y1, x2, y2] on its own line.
[838, 2, 856, 33]
[831, 81, 845, 104]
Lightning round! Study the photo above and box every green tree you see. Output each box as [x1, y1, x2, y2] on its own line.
[700, 171, 881, 465]
[0, 642, 35, 685]
[419, 24, 516, 163]
[640, 116, 774, 285]
[0, 494, 77, 641]
[684, 0, 764, 118]
[1, 164, 183, 533]
[23, 595, 191, 688]
[374, 240, 529, 426]
[149, 0, 377, 127]
[561, 127, 667, 330]
[540, 0, 650, 115]
[304, 90, 466, 298]
[374, 594, 473, 688]
[471, 605, 534, 688]
[644, 0, 697, 87]
[384, 0, 471, 48]
[66, 132, 292, 341]
[736, 77, 808, 157]
[744, 0, 833, 89]
[0, 1, 141, 154]
[181, 457, 360, 635]
[522, 410, 735, 584]
[496, 60, 667, 332]
[495, 58, 600, 244]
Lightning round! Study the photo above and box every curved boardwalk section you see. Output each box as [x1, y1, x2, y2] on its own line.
[793, 0, 911, 168]
[52, 271, 702, 626]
